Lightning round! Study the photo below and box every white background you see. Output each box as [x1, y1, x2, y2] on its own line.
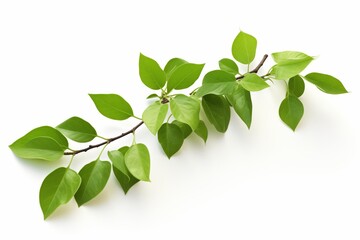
[1, 0, 359, 239]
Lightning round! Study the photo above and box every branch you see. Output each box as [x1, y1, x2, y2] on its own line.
[64, 121, 144, 155]
[64, 55, 269, 156]
[236, 54, 268, 80]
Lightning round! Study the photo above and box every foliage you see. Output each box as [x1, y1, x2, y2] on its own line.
[9, 31, 348, 219]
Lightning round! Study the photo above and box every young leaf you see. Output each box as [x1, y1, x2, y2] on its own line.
[232, 31, 257, 64]
[202, 94, 231, 133]
[56, 116, 97, 143]
[227, 85, 252, 128]
[89, 94, 133, 120]
[167, 63, 205, 91]
[139, 53, 166, 90]
[279, 95, 304, 131]
[74, 160, 111, 206]
[164, 58, 188, 78]
[10, 137, 64, 161]
[10, 126, 68, 150]
[240, 73, 269, 92]
[288, 75, 305, 97]
[158, 123, 184, 158]
[142, 101, 168, 135]
[108, 147, 139, 194]
[170, 94, 200, 130]
[304, 72, 348, 94]
[271, 51, 314, 80]
[194, 120, 208, 143]
[196, 70, 237, 97]
[219, 58, 239, 75]
[146, 93, 160, 99]
[125, 144, 151, 182]
[172, 120, 192, 139]
[40, 167, 81, 219]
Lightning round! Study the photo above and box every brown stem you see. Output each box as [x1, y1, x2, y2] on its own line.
[236, 54, 269, 80]
[64, 121, 144, 155]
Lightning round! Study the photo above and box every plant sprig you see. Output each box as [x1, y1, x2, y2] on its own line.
[9, 30, 348, 219]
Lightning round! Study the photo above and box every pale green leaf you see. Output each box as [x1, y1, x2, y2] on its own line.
[279, 95, 304, 131]
[146, 93, 160, 99]
[240, 73, 269, 91]
[194, 120, 208, 143]
[164, 58, 188, 78]
[304, 72, 348, 94]
[202, 94, 230, 133]
[288, 75, 305, 97]
[139, 53, 166, 90]
[89, 94, 133, 120]
[196, 70, 237, 97]
[158, 123, 184, 159]
[142, 102, 168, 135]
[40, 167, 81, 219]
[170, 94, 200, 130]
[125, 144, 151, 182]
[232, 31, 257, 64]
[227, 85, 252, 128]
[167, 63, 205, 91]
[56, 116, 97, 143]
[219, 58, 239, 75]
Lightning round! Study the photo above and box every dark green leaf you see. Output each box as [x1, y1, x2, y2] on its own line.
[196, 70, 237, 97]
[202, 94, 230, 133]
[232, 31, 257, 64]
[108, 147, 140, 194]
[172, 120, 192, 138]
[194, 120, 208, 143]
[227, 85, 252, 128]
[219, 58, 239, 75]
[240, 73, 269, 91]
[40, 167, 81, 219]
[56, 116, 97, 143]
[167, 63, 205, 91]
[89, 94, 133, 120]
[304, 72, 348, 94]
[75, 160, 111, 206]
[288, 75, 305, 97]
[158, 123, 184, 158]
[279, 95, 304, 131]
[142, 101, 168, 135]
[125, 144, 151, 182]
[139, 53, 166, 90]
[170, 94, 200, 130]
[164, 58, 188, 78]
[271, 51, 314, 80]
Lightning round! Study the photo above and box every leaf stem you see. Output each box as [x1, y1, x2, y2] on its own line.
[236, 54, 269, 80]
[67, 155, 75, 168]
[96, 143, 109, 160]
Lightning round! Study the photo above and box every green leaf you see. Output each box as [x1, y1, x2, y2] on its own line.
[196, 70, 237, 97]
[170, 94, 200, 130]
[279, 95, 304, 131]
[125, 144, 151, 182]
[158, 123, 184, 158]
[40, 167, 81, 219]
[56, 116, 97, 143]
[9, 126, 68, 161]
[142, 101, 168, 135]
[227, 85, 252, 128]
[240, 73, 269, 91]
[219, 58, 239, 75]
[304, 72, 348, 94]
[232, 31, 257, 64]
[89, 94, 133, 120]
[146, 94, 160, 99]
[288, 75, 305, 97]
[164, 58, 188, 78]
[139, 53, 166, 90]
[194, 120, 208, 143]
[202, 94, 231, 133]
[172, 120, 192, 139]
[167, 63, 205, 91]
[271, 51, 314, 80]
[74, 160, 111, 206]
